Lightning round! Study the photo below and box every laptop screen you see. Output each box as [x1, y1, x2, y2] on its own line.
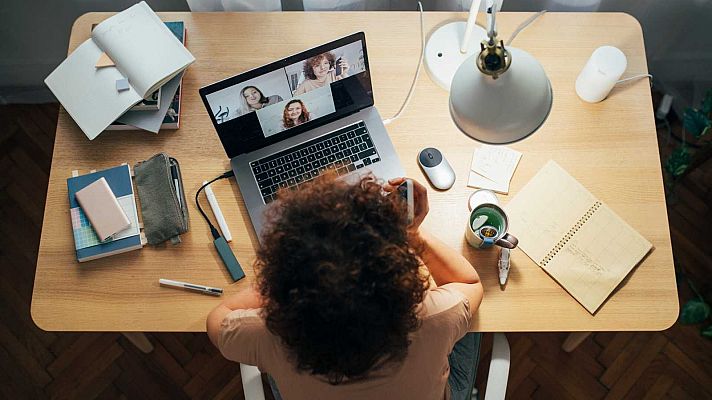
[199, 32, 373, 159]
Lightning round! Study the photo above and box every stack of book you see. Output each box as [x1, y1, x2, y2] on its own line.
[45, 2, 194, 140]
[105, 21, 186, 132]
[67, 164, 145, 262]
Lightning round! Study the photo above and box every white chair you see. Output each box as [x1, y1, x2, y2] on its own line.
[239, 333, 511, 400]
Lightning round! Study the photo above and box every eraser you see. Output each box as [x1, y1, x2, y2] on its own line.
[116, 78, 130, 92]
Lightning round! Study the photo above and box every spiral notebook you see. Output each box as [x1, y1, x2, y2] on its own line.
[506, 161, 652, 314]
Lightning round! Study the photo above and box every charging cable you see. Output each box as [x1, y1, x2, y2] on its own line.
[616, 73, 653, 86]
[383, 1, 424, 126]
[506, 10, 547, 46]
[195, 170, 234, 240]
[195, 170, 245, 281]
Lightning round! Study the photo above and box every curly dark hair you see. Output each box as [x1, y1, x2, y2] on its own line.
[303, 52, 335, 80]
[256, 174, 428, 384]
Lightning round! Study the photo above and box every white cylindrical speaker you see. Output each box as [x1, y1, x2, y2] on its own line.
[575, 46, 627, 103]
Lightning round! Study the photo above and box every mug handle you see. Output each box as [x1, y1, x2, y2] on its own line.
[496, 233, 518, 249]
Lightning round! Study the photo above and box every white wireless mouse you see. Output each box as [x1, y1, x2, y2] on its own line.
[418, 147, 455, 190]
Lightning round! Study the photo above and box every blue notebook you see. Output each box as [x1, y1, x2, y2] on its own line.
[67, 164, 143, 262]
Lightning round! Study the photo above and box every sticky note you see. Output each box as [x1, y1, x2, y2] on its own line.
[116, 78, 130, 92]
[95, 52, 115, 68]
[466, 145, 522, 194]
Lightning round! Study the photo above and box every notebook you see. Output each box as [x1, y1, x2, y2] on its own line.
[44, 2, 194, 140]
[106, 21, 185, 132]
[67, 164, 144, 262]
[505, 160, 653, 314]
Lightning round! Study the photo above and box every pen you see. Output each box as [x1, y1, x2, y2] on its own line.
[159, 278, 223, 296]
[170, 165, 182, 207]
[203, 180, 232, 242]
[498, 247, 510, 289]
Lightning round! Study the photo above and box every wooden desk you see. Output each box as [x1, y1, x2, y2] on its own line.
[32, 11, 678, 334]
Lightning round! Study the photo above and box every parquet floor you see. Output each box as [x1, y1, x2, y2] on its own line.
[1, 104, 710, 400]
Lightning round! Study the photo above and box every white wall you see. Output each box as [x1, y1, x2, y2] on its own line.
[2, 0, 710, 109]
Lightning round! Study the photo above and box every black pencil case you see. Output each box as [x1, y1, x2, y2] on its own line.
[134, 153, 189, 245]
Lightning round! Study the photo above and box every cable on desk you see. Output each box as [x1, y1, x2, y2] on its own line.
[382, 1, 424, 126]
[506, 10, 547, 46]
[195, 170, 234, 240]
[616, 73, 653, 86]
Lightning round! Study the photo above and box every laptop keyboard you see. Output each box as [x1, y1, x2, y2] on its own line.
[251, 121, 381, 204]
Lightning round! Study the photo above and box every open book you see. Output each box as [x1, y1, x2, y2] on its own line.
[505, 161, 653, 314]
[45, 1, 194, 140]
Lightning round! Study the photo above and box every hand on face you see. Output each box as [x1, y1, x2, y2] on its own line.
[383, 177, 429, 232]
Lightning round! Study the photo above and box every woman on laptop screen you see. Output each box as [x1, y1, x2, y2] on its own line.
[295, 51, 350, 95]
[240, 86, 283, 115]
[282, 99, 311, 129]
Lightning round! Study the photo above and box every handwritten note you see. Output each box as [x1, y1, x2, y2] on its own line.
[467, 145, 522, 194]
[505, 161, 653, 314]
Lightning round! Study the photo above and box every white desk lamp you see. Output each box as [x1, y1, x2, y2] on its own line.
[449, 4, 553, 144]
[423, 0, 488, 91]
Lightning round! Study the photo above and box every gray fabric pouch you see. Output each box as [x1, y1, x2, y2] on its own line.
[134, 153, 189, 245]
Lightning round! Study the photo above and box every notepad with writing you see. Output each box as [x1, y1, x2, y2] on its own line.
[505, 160, 652, 314]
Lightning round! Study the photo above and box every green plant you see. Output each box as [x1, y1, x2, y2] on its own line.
[667, 91, 712, 339]
[679, 279, 712, 339]
[664, 89, 712, 181]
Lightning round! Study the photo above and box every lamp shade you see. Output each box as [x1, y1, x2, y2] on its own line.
[449, 47, 553, 144]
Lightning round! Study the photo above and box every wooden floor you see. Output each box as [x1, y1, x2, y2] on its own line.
[1, 104, 710, 399]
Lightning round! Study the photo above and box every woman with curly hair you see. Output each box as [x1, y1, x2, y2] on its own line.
[282, 99, 310, 129]
[207, 174, 483, 400]
[294, 51, 350, 95]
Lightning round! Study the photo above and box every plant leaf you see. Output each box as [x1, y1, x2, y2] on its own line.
[702, 325, 712, 339]
[702, 89, 712, 114]
[665, 146, 691, 178]
[683, 109, 710, 138]
[680, 299, 710, 324]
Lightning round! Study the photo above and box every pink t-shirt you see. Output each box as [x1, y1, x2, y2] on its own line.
[218, 286, 471, 400]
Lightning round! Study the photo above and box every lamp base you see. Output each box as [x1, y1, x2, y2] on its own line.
[424, 21, 487, 91]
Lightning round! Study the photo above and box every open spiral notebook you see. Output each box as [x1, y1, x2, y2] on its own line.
[505, 161, 653, 314]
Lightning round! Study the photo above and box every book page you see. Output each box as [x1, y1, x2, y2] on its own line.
[91, 1, 194, 97]
[545, 204, 652, 313]
[44, 39, 142, 140]
[505, 160, 596, 263]
[115, 71, 182, 133]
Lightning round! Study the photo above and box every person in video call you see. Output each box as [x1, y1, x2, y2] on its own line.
[294, 51, 350, 95]
[240, 85, 283, 115]
[207, 174, 484, 400]
[282, 99, 311, 129]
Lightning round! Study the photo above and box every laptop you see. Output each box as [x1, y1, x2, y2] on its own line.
[199, 32, 405, 236]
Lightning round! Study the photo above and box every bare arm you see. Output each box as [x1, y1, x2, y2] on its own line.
[206, 287, 263, 347]
[384, 177, 484, 314]
[417, 229, 484, 314]
[418, 229, 480, 286]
